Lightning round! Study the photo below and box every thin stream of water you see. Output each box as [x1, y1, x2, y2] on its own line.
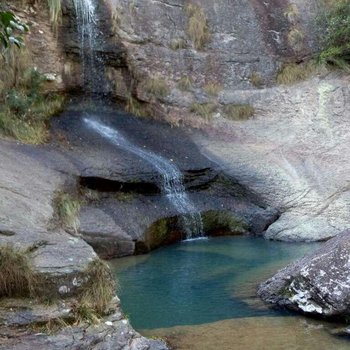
[73, 0, 103, 92]
[84, 117, 204, 239]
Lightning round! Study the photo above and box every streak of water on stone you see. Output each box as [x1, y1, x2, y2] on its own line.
[73, 0, 103, 92]
[84, 117, 204, 239]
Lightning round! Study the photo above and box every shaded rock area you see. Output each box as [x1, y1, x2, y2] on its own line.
[51, 104, 278, 257]
[258, 231, 350, 319]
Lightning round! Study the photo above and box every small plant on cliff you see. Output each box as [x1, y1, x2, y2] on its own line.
[0, 68, 65, 144]
[125, 94, 149, 117]
[47, 0, 62, 30]
[0, 11, 28, 56]
[203, 81, 222, 97]
[276, 62, 318, 85]
[0, 245, 38, 298]
[249, 72, 263, 88]
[143, 76, 170, 98]
[190, 102, 216, 120]
[169, 38, 187, 50]
[55, 192, 81, 232]
[177, 76, 193, 91]
[75, 259, 116, 322]
[223, 104, 255, 120]
[319, 0, 350, 70]
[185, 4, 210, 50]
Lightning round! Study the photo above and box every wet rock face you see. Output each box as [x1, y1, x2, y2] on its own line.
[60, 0, 128, 93]
[258, 231, 350, 318]
[110, 0, 320, 90]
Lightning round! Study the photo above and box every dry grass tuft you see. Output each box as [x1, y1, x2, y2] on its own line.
[47, 0, 62, 30]
[143, 76, 170, 98]
[277, 62, 318, 85]
[170, 38, 187, 50]
[76, 259, 116, 322]
[126, 95, 149, 118]
[287, 27, 305, 52]
[177, 76, 193, 91]
[55, 192, 81, 232]
[0, 245, 37, 298]
[203, 81, 222, 97]
[223, 104, 255, 120]
[190, 102, 216, 120]
[249, 72, 263, 88]
[284, 4, 300, 24]
[185, 4, 210, 50]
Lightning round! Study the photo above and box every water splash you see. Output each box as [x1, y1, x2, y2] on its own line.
[84, 117, 204, 239]
[73, 0, 103, 92]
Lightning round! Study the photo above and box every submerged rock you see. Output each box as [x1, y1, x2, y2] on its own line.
[258, 231, 350, 318]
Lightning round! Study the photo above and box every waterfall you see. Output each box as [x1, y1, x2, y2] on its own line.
[84, 117, 204, 239]
[73, 0, 103, 93]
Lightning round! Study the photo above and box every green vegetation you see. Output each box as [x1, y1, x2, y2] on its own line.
[276, 62, 318, 85]
[55, 192, 81, 232]
[249, 72, 263, 88]
[185, 4, 210, 50]
[203, 81, 222, 97]
[319, 0, 350, 70]
[0, 68, 65, 144]
[143, 76, 170, 98]
[223, 104, 255, 120]
[76, 259, 116, 321]
[190, 102, 216, 120]
[0, 245, 37, 298]
[0, 11, 28, 55]
[177, 76, 193, 91]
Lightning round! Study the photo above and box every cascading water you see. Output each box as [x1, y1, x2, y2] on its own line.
[84, 118, 204, 239]
[73, 0, 103, 93]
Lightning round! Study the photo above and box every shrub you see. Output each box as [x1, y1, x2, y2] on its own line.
[0, 65, 65, 144]
[277, 62, 317, 85]
[223, 104, 255, 120]
[0, 245, 37, 298]
[185, 4, 210, 50]
[203, 81, 222, 97]
[143, 76, 170, 98]
[319, 0, 350, 69]
[190, 102, 216, 120]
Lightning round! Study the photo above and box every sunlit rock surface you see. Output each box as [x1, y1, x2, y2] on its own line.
[258, 231, 350, 318]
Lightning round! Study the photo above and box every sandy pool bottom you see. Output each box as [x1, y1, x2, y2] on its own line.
[142, 316, 349, 350]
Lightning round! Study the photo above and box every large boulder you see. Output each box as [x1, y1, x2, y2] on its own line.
[258, 231, 350, 318]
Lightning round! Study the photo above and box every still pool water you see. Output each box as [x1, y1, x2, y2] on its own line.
[110, 236, 321, 330]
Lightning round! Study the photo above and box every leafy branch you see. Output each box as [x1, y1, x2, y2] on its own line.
[0, 11, 28, 58]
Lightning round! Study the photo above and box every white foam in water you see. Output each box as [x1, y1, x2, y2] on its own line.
[84, 117, 204, 239]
